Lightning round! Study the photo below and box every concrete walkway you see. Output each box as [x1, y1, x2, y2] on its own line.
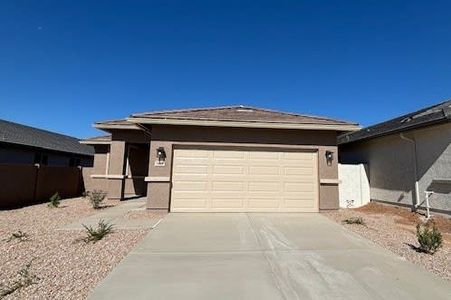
[89, 213, 451, 300]
[62, 198, 163, 230]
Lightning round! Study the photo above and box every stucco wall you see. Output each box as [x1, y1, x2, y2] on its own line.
[146, 125, 341, 211]
[82, 145, 109, 192]
[338, 164, 370, 208]
[340, 123, 451, 213]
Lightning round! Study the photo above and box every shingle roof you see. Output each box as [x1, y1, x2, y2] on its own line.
[0, 119, 94, 156]
[131, 105, 357, 126]
[338, 100, 451, 145]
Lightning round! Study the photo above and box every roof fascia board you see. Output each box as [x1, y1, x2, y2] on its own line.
[79, 140, 111, 145]
[339, 117, 449, 145]
[93, 124, 140, 130]
[128, 117, 361, 132]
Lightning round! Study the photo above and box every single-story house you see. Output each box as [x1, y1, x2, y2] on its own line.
[0, 118, 94, 166]
[82, 106, 360, 212]
[0, 119, 94, 208]
[339, 100, 451, 214]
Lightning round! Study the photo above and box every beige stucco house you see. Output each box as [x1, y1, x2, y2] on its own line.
[339, 100, 451, 214]
[81, 106, 359, 212]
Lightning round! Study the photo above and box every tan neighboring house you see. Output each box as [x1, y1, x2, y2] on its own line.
[339, 100, 451, 214]
[81, 106, 359, 212]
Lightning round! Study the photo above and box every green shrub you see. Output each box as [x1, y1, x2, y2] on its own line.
[0, 261, 39, 298]
[89, 190, 107, 209]
[416, 222, 443, 254]
[343, 217, 365, 225]
[82, 220, 114, 243]
[4, 231, 29, 242]
[48, 192, 61, 208]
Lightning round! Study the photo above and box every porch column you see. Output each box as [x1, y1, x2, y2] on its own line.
[107, 141, 126, 200]
[146, 141, 173, 210]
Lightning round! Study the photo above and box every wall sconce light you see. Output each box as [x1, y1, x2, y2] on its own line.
[156, 147, 166, 163]
[325, 150, 334, 166]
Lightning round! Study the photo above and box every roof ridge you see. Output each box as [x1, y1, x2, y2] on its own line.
[131, 105, 247, 117]
[0, 118, 82, 141]
[130, 104, 357, 125]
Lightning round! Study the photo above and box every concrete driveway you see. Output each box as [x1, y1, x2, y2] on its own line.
[89, 213, 451, 300]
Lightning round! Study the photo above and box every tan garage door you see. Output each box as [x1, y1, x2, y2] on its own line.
[170, 148, 318, 212]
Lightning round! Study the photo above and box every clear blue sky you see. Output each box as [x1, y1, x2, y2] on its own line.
[1, 0, 450, 138]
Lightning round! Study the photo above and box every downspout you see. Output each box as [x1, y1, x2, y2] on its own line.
[399, 133, 420, 209]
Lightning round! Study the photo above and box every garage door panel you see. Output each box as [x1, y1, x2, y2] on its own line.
[248, 182, 279, 191]
[212, 181, 245, 191]
[173, 165, 208, 174]
[172, 175, 209, 182]
[248, 200, 280, 208]
[213, 165, 245, 175]
[249, 151, 280, 160]
[211, 191, 246, 198]
[170, 198, 208, 208]
[284, 200, 316, 209]
[249, 166, 281, 175]
[213, 151, 246, 159]
[171, 148, 318, 212]
[248, 190, 280, 197]
[211, 199, 245, 208]
[284, 182, 315, 192]
[172, 181, 208, 191]
[284, 167, 314, 176]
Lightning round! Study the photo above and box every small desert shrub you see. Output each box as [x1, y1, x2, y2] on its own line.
[89, 190, 107, 209]
[4, 231, 29, 243]
[82, 191, 90, 198]
[48, 192, 61, 208]
[416, 221, 443, 254]
[0, 261, 39, 298]
[82, 220, 114, 243]
[343, 217, 365, 225]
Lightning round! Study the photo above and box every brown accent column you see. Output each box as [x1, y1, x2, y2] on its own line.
[318, 146, 339, 210]
[146, 141, 173, 210]
[107, 141, 126, 200]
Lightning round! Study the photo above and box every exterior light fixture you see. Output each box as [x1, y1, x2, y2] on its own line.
[156, 147, 166, 163]
[325, 150, 334, 166]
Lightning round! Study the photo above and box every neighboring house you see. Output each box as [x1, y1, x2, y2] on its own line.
[339, 100, 451, 214]
[0, 119, 94, 208]
[0, 119, 94, 166]
[81, 105, 359, 212]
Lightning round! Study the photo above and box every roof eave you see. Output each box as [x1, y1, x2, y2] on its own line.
[0, 140, 94, 157]
[127, 117, 361, 132]
[93, 124, 140, 130]
[80, 140, 111, 145]
[338, 117, 450, 145]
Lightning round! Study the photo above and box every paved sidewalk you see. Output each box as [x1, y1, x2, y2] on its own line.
[62, 198, 165, 230]
[88, 213, 451, 300]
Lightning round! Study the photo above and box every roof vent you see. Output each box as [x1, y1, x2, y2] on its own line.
[401, 117, 412, 123]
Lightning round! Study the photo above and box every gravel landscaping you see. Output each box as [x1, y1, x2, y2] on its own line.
[0, 197, 150, 299]
[323, 202, 451, 281]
